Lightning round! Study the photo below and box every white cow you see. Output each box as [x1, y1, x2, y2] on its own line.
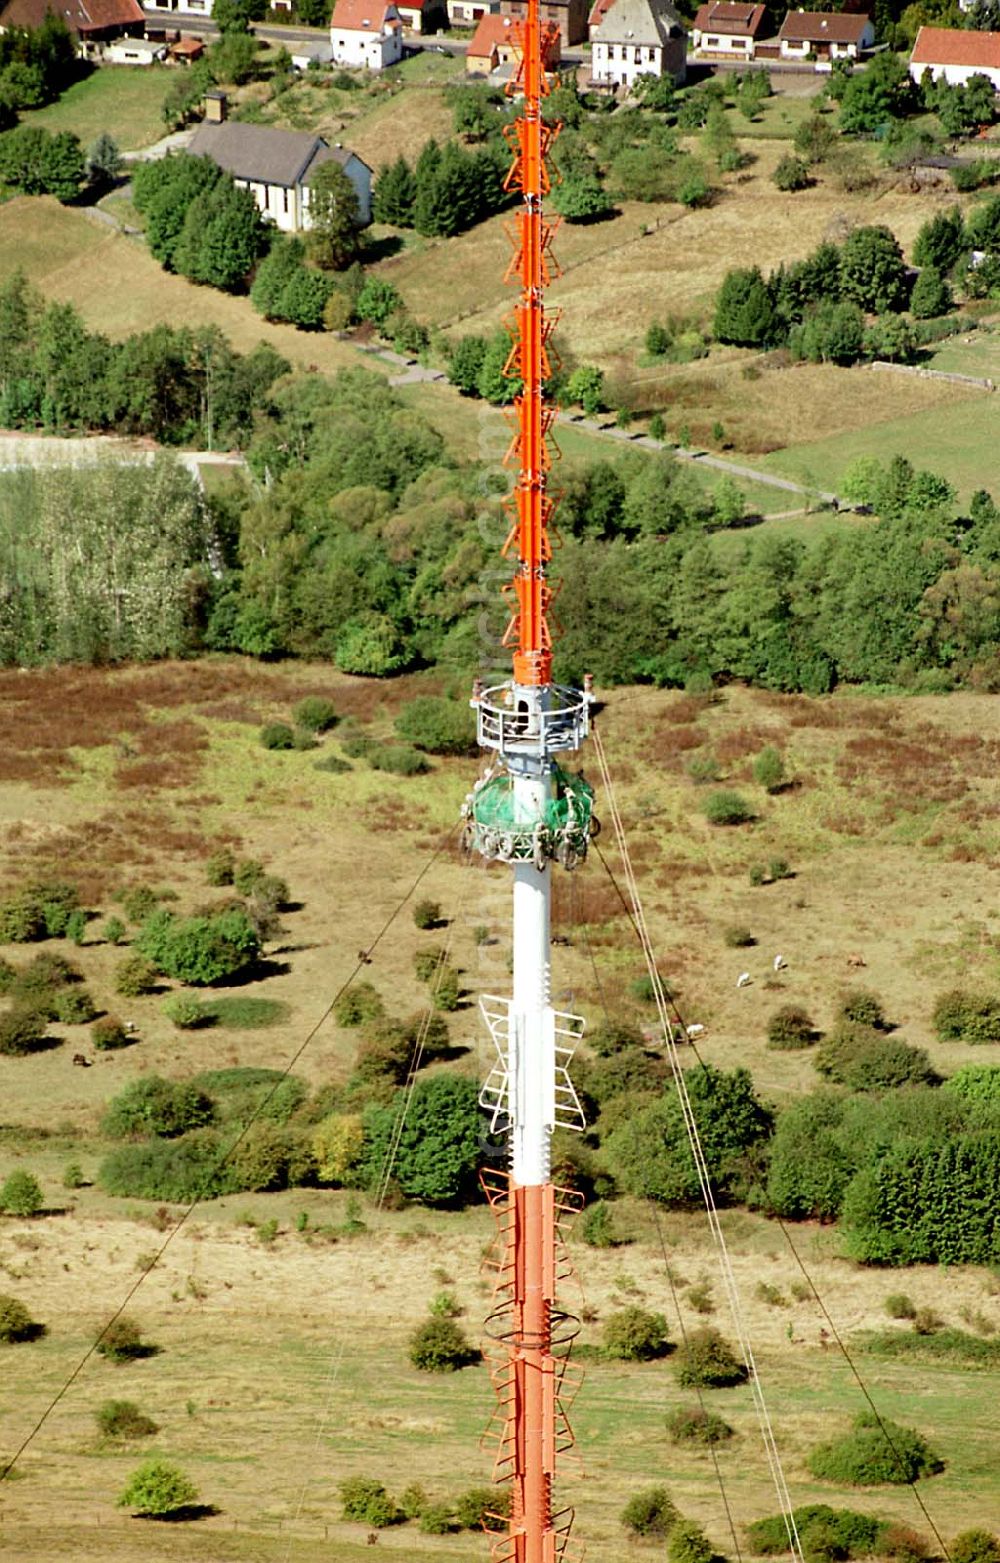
[736, 973, 751, 989]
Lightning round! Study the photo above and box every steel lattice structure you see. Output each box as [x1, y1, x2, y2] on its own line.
[463, 10, 596, 1558]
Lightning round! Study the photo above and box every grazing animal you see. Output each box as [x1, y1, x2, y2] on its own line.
[847, 952, 867, 968]
[685, 1023, 705, 1039]
[71, 1053, 91, 1068]
[773, 954, 785, 973]
[124, 1020, 136, 1033]
[736, 972, 751, 989]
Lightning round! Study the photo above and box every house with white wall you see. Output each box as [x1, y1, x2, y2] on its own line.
[778, 10, 872, 61]
[591, 0, 685, 85]
[187, 121, 373, 231]
[330, 0, 403, 69]
[909, 25, 1000, 89]
[691, 0, 766, 59]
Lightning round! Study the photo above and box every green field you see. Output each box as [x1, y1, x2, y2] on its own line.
[22, 66, 172, 152]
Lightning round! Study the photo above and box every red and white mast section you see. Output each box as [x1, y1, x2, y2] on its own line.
[463, 9, 596, 1558]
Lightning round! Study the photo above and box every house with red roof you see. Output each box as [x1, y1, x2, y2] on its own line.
[691, 0, 767, 59]
[778, 9, 872, 62]
[500, 0, 587, 48]
[587, 0, 613, 34]
[466, 10, 527, 69]
[330, 0, 402, 68]
[909, 24, 1000, 90]
[0, 0, 144, 56]
[395, 0, 444, 30]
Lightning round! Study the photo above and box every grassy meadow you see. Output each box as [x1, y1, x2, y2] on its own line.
[21, 65, 172, 152]
[1, 664, 1000, 1558]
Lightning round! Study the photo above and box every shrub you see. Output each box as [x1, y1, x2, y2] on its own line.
[163, 996, 208, 1030]
[951, 1531, 1000, 1563]
[703, 790, 753, 825]
[117, 1460, 198, 1517]
[621, 1486, 679, 1538]
[911, 1306, 942, 1336]
[879, 1525, 932, 1562]
[293, 696, 337, 733]
[414, 947, 446, 982]
[409, 1316, 478, 1371]
[753, 745, 786, 792]
[767, 1005, 815, 1050]
[749, 863, 766, 886]
[724, 925, 755, 948]
[96, 1400, 159, 1440]
[233, 859, 265, 896]
[580, 1200, 620, 1247]
[769, 857, 791, 880]
[885, 1292, 917, 1320]
[63, 1161, 84, 1189]
[260, 722, 295, 751]
[589, 1018, 644, 1056]
[773, 154, 811, 191]
[115, 954, 159, 998]
[399, 1483, 426, 1520]
[0, 1295, 42, 1343]
[53, 987, 98, 1025]
[92, 1015, 130, 1051]
[455, 1486, 512, 1530]
[101, 1076, 215, 1139]
[838, 989, 886, 1030]
[603, 1305, 669, 1361]
[121, 886, 166, 925]
[669, 1519, 715, 1563]
[413, 899, 442, 930]
[334, 982, 385, 1027]
[429, 1290, 461, 1318]
[807, 1413, 943, 1486]
[0, 1170, 43, 1216]
[748, 1505, 885, 1557]
[368, 743, 430, 776]
[99, 1133, 223, 1202]
[136, 908, 260, 986]
[815, 1022, 937, 1091]
[666, 1406, 733, 1445]
[932, 989, 1000, 1044]
[338, 1476, 400, 1527]
[96, 1317, 148, 1363]
[205, 849, 235, 887]
[420, 1503, 455, 1534]
[431, 965, 461, 1012]
[673, 1327, 747, 1388]
[314, 753, 352, 774]
[0, 1006, 48, 1056]
[103, 916, 127, 945]
[394, 696, 475, 756]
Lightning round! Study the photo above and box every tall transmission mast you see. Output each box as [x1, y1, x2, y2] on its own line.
[462, 8, 596, 1558]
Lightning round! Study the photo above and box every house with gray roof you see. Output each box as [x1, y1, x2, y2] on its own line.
[591, 0, 686, 86]
[187, 120, 372, 233]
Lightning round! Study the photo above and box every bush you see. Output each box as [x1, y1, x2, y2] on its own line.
[749, 863, 766, 886]
[260, 722, 295, 751]
[413, 899, 442, 930]
[117, 1460, 198, 1517]
[455, 1485, 512, 1530]
[233, 859, 265, 896]
[815, 1022, 938, 1091]
[420, 1503, 455, 1534]
[394, 696, 475, 756]
[666, 1406, 733, 1445]
[115, 954, 159, 998]
[97, 1317, 149, 1363]
[431, 965, 461, 1012]
[807, 1413, 943, 1486]
[589, 1018, 644, 1056]
[0, 1294, 42, 1343]
[293, 696, 337, 733]
[0, 1170, 43, 1216]
[414, 947, 446, 982]
[673, 1327, 747, 1388]
[409, 1316, 478, 1371]
[103, 916, 127, 945]
[335, 982, 385, 1027]
[63, 1161, 84, 1189]
[838, 989, 886, 1030]
[163, 995, 208, 1030]
[724, 925, 755, 948]
[885, 1293, 917, 1320]
[753, 745, 786, 792]
[951, 1532, 1000, 1563]
[52, 986, 97, 1024]
[769, 857, 791, 881]
[878, 1525, 931, 1563]
[314, 753, 352, 774]
[580, 1200, 620, 1247]
[101, 1076, 215, 1139]
[621, 1486, 679, 1538]
[205, 849, 235, 887]
[748, 1505, 886, 1557]
[603, 1305, 669, 1361]
[99, 1133, 224, 1202]
[338, 1476, 400, 1527]
[0, 1000, 50, 1056]
[767, 1005, 815, 1050]
[121, 886, 163, 925]
[136, 908, 260, 986]
[932, 989, 1000, 1044]
[92, 1015, 131, 1051]
[368, 743, 430, 776]
[773, 154, 811, 191]
[97, 1400, 159, 1440]
[669, 1520, 715, 1563]
[703, 790, 753, 826]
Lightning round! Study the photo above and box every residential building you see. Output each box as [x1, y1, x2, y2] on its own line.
[396, 0, 445, 30]
[447, 0, 496, 23]
[691, 0, 767, 59]
[499, 0, 587, 49]
[144, 0, 214, 20]
[187, 120, 373, 231]
[467, 10, 530, 68]
[587, 0, 614, 38]
[329, 0, 403, 68]
[0, 0, 145, 56]
[909, 24, 1000, 90]
[778, 9, 872, 61]
[591, 0, 685, 84]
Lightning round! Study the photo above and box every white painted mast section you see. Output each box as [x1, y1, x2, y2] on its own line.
[510, 771, 552, 1187]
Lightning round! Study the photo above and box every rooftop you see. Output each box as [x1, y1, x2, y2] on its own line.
[910, 23, 1000, 68]
[692, 1, 767, 36]
[0, 0, 143, 32]
[187, 122, 364, 189]
[778, 9, 871, 42]
[593, 0, 684, 45]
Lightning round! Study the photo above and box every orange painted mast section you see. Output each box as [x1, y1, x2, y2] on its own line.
[502, 0, 560, 689]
